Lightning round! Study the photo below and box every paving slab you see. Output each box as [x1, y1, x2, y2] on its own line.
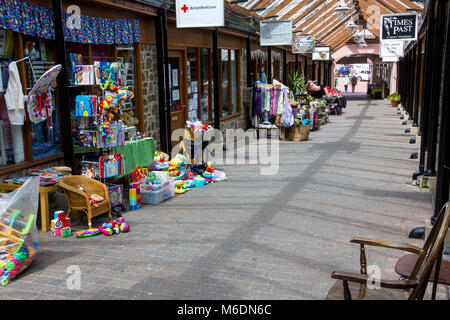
[1, 99, 447, 300]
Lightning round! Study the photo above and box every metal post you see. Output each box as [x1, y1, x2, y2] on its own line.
[433, 0, 450, 222]
[318, 61, 322, 84]
[162, 9, 171, 151]
[295, 54, 299, 74]
[52, 0, 73, 170]
[413, 40, 422, 127]
[267, 46, 272, 84]
[406, 51, 412, 119]
[212, 29, 220, 130]
[311, 60, 315, 81]
[425, 0, 445, 176]
[155, 8, 168, 153]
[304, 55, 308, 79]
[417, 0, 436, 175]
[283, 47, 287, 85]
[246, 35, 252, 88]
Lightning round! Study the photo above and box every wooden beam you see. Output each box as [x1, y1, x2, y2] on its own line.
[374, 0, 402, 13]
[253, 0, 272, 10]
[294, 0, 340, 32]
[265, 0, 293, 17]
[282, 0, 312, 20]
[292, 1, 324, 25]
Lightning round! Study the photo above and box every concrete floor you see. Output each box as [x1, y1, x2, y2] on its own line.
[1, 99, 446, 300]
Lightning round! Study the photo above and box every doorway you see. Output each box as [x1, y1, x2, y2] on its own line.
[167, 50, 187, 149]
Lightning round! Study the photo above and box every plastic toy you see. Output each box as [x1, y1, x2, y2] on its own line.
[50, 210, 71, 238]
[100, 62, 121, 91]
[193, 176, 208, 187]
[174, 180, 187, 194]
[202, 162, 215, 179]
[129, 188, 138, 211]
[74, 228, 100, 238]
[119, 223, 130, 233]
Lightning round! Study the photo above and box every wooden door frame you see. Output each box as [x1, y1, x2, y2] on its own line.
[168, 48, 188, 124]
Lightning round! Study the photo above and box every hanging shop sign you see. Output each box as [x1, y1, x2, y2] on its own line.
[175, 0, 224, 28]
[260, 20, 293, 46]
[312, 46, 331, 61]
[382, 56, 399, 62]
[380, 40, 404, 58]
[380, 13, 418, 41]
[292, 36, 315, 54]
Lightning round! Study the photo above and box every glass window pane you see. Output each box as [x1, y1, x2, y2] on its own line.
[221, 49, 228, 116]
[231, 50, 237, 114]
[168, 57, 181, 113]
[187, 48, 198, 121]
[200, 48, 211, 122]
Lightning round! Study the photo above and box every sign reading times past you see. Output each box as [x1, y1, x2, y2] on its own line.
[260, 20, 293, 46]
[380, 13, 418, 41]
[176, 0, 224, 28]
[292, 36, 315, 54]
[312, 46, 331, 61]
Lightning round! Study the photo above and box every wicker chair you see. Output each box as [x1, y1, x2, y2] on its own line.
[59, 176, 112, 229]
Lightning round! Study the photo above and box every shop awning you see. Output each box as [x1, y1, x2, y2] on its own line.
[0, 0, 140, 44]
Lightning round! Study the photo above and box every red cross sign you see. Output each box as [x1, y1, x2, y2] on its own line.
[181, 4, 188, 13]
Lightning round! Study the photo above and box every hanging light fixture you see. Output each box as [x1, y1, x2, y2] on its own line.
[345, 19, 357, 35]
[335, 0, 350, 19]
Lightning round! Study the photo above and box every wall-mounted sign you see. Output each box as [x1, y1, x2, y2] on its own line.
[380, 13, 418, 41]
[380, 40, 404, 58]
[292, 36, 315, 54]
[260, 20, 293, 46]
[176, 0, 224, 28]
[312, 46, 330, 61]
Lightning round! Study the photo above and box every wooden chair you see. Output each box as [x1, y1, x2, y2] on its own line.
[58, 176, 112, 229]
[327, 202, 450, 300]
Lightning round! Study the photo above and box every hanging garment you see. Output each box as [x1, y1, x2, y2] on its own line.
[282, 87, 294, 127]
[251, 86, 257, 117]
[270, 87, 280, 116]
[260, 87, 266, 114]
[264, 87, 271, 112]
[0, 93, 14, 163]
[255, 87, 262, 116]
[4, 62, 25, 125]
[277, 87, 284, 116]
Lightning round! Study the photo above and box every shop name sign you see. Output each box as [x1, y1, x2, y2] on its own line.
[380, 13, 418, 41]
[292, 36, 315, 54]
[176, 0, 224, 28]
[260, 20, 293, 46]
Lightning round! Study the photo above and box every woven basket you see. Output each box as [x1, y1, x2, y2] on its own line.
[288, 125, 310, 141]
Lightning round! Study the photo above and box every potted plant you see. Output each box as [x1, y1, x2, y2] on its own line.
[387, 92, 401, 107]
[287, 71, 306, 101]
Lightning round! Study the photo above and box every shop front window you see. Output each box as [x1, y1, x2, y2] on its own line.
[200, 48, 212, 123]
[187, 48, 199, 121]
[221, 49, 229, 116]
[231, 50, 237, 115]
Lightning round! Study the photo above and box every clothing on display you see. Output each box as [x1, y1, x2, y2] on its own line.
[4, 61, 25, 125]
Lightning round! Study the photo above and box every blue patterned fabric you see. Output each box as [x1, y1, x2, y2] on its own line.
[0, 0, 140, 44]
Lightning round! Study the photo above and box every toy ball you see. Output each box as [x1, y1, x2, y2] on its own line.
[119, 223, 130, 233]
[113, 227, 120, 234]
[116, 218, 125, 224]
[102, 228, 113, 236]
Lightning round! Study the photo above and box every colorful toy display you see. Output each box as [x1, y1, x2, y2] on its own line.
[50, 210, 71, 238]
[129, 188, 139, 211]
[202, 162, 215, 180]
[97, 218, 130, 236]
[1, 177, 40, 286]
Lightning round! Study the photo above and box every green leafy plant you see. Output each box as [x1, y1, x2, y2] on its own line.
[388, 92, 401, 102]
[287, 71, 306, 94]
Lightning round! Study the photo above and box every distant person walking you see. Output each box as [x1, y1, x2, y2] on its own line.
[351, 75, 358, 93]
[344, 76, 350, 92]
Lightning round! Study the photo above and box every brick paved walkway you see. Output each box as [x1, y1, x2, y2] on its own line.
[1, 99, 445, 300]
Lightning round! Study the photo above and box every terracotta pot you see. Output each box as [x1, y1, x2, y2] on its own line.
[391, 100, 399, 107]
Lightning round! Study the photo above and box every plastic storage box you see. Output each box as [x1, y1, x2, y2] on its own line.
[140, 179, 175, 205]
